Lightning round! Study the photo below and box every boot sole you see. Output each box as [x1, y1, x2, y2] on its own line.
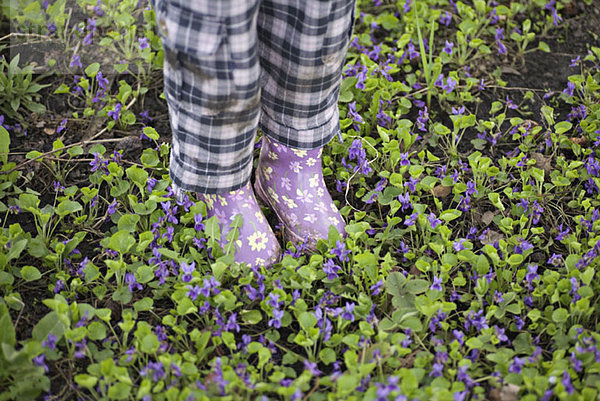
[253, 169, 317, 252]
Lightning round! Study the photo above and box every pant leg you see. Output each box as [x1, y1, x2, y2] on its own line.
[257, 0, 357, 150]
[154, 0, 261, 196]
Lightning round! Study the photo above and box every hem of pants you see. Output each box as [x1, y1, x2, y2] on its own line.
[258, 105, 341, 150]
[169, 157, 254, 199]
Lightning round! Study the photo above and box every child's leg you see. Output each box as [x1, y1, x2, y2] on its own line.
[257, 0, 357, 149]
[154, 0, 262, 196]
[254, 0, 357, 248]
[154, 0, 281, 266]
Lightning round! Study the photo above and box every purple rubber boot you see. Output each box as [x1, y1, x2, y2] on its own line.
[200, 181, 281, 268]
[254, 136, 346, 250]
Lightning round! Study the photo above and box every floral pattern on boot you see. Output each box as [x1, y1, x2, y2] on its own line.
[254, 137, 346, 250]
[200, 181, 281, 268]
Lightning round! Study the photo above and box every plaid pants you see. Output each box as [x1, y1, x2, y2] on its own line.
[152, 0, 356, 195]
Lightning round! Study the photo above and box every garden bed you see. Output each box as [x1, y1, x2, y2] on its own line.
[1, 0, 600, 400]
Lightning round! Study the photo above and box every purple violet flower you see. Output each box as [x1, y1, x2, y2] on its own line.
[33, 354, 49, 372]
[332, 240, 351, 262]
[42, 333, 57, 350]
[138, 37, 150, 50]
[181, 261, 195, 282]
[70, 54, 82, 68]
[341, 302, 355, 321]
[108, 103, 122, 121]
[370, 279, 384, 295]
[443, 40, 454, 55]
[323, 259, 341, 280]
[430, 275, 443, 291]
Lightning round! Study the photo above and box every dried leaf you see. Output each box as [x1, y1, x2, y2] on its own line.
[531, 152, 552, 174]
[409, 265, 421, 276]
[569, 137, 587, 145]
[399, 350, 417, 368]
[480, 229, 504, 245]
[482, 211, 496, 227]
[501, 66, 521, 76]
[432, 185, 452, 198]
[489, 384, 520, 401]
[521, 120, 539, 127]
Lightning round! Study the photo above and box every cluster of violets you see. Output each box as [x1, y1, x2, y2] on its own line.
[10, 0, 600, 399]
[51, 162, 590, 399]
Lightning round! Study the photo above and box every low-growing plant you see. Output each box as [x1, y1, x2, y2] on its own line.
[2, 0, 600, 400]
[0, 54, 49, 121]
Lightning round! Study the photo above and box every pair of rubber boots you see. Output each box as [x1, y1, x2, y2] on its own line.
[200, 137, 345, 268]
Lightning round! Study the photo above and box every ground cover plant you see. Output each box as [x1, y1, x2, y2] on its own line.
[1, 0, 600, 399]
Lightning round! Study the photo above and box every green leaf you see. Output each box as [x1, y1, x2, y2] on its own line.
[56, 199, 82, 216]
[54, 83, 71, 94]
[20, 266, 41, 281]
[0, 304, 15, 346]
[354, 252, 377, 267]
[110, 180, 130, 198]
[126, 166, 148, 190]
[555, 121, 572, 135]
[404, 279, 429, 294]
[83, 262, 101, 282]
[142, 126, 159, 140]
[222, 331, 237, 350]
[32, 311, 66, 342]
[96, 308, 112, 322]
[140, 333, 160, 354]
[538, 41, 550, 53]
[378, 318, 397, 332]
[141, 148, 159, 167]
[87, 321, 107, 340]
[112, 286, 132, 304]
[134, 297, 154, 312]
[439, 209, 462, 222]
[552, 308, 569, 324]
[75, 374, 98, 389]
[85, 62, 100, 78]
[19, 193, 40, 211]
[466, 337, 483, 349]
[345, 222, 370, 238]
[67, 146, 84, 157]
[108, 382, 131, 400]
[507, 254, 523, 266]
[488, 192, 505, 211]
[398, 316, 422, 331]
[136, 231, 154, 253]
[204, 215, 221, 242]
[117, 214, 140, 232]
[135, 265, 155, 284]
[113, 62, 128, 73]
[7, 239, 27, 262]
[337, 373, 359, 397]
[158, 247, 179, 261]
[224, 214, 242, 256]
[319, 348, 337, 365]
[241, 310, 262, 324]
[0, 271, 15, 286]
[25, 102, 46, 114]
[108, 230, 135, 254]
[385, 271, 406, 297]
[26, 150, 43, 160]
[0, 126, 9, 164]
[176, 296, 197, 315]
[298, 311, 317, 332]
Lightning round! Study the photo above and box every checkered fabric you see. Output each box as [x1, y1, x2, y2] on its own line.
[152, 0, 356, 195]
